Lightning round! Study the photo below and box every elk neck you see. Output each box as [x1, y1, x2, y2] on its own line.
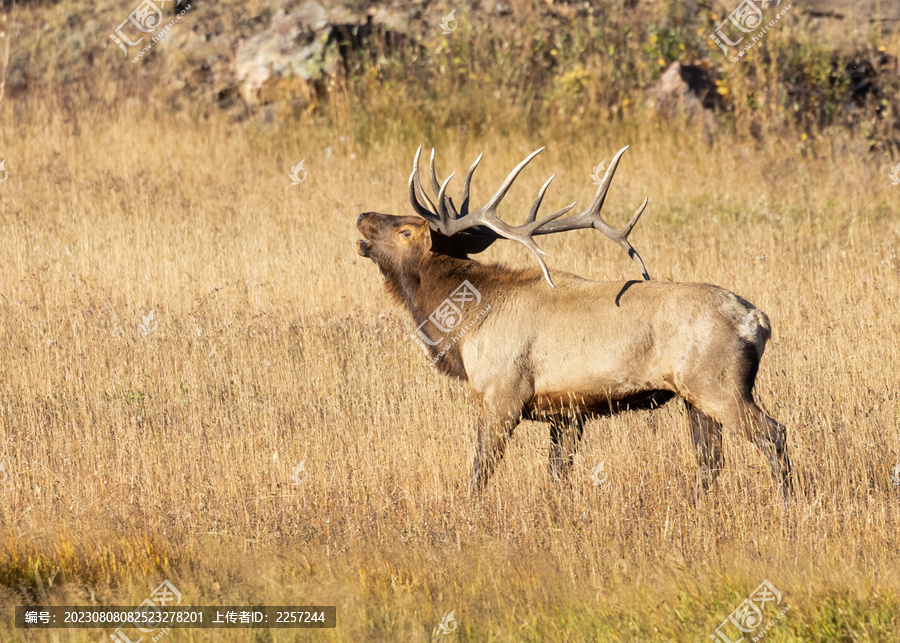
[393, 251, 538, 317]
[384, 252, 475, 323]
[386, 251, 540, 370]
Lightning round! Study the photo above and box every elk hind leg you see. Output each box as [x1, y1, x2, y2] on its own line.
[743, 401, 793, 498]
[704, 394, 793, 501]
[548, 415, 585, 482]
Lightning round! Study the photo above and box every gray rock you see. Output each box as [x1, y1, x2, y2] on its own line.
[234, 1, 336, 107]
[651, 62, 719, 136]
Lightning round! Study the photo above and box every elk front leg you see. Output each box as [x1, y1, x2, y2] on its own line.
[548, 415, 585, 482]
[469, 408, 522, 494]
[686, 401, 724, 503]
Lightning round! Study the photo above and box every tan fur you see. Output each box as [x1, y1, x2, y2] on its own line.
[357, 212, 793, 500]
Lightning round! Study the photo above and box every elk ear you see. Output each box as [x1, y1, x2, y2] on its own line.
[418, 220, 432, 252]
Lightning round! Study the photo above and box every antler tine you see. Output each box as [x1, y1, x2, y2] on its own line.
[474, 206, 570, 287]
[536, 145, 629, 234]
[618, 197, 650, 280]
[409, 146, 439, 223]
[429, 148, 441, 197]
[583, 144, 630, 222]
[469, 147, 545, 223]
[409, 170, 437, 222]
[460, 153, 483, 216]
[527, 175, 555, 224]
[435, 172, 457, 228]
[430, 148, 460, 219]
[580, 145, 650, 280]
[534, 145, 651, 281]
[525, 176, 578, 225]
[440, 147, 544, 237]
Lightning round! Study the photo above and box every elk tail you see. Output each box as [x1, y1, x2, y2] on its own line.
[739, 308, 771, 359]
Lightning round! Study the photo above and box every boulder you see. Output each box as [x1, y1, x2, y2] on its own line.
[233, 1, 338, 108]
[651, 62, 721, 134]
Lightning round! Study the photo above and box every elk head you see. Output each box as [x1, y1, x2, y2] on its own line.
[357, 213, 432, 279]
[357, 145, 652, 287]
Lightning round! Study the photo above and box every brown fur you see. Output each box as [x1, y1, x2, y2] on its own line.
[357, 212, 793, 500]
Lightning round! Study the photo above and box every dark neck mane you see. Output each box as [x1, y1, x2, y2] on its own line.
[379, 252, 536, 379]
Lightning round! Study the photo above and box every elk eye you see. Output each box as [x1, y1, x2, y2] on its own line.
[399, 229, 412, 239]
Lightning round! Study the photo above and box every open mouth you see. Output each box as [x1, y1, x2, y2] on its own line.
[356, 239, 371, 257]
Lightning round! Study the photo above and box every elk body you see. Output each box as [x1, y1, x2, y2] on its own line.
[356, 146, 792, 500]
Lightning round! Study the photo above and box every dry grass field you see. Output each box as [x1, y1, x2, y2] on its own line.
[1, 96, 899, 641]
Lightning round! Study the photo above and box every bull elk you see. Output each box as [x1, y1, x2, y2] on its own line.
[355, 145, 792, 501]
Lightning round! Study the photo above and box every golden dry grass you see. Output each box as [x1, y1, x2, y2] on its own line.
[1, 98, 899, 641]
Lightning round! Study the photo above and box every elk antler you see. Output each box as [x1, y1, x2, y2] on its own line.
[533, 146, 650, 281]
[410, 146, 573, 285]
[409, 145, 650, 286]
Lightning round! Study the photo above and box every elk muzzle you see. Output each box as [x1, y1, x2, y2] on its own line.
[356, 212, 376, 258]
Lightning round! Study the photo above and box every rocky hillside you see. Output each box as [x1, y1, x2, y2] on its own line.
[1, 0, 898, 144]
